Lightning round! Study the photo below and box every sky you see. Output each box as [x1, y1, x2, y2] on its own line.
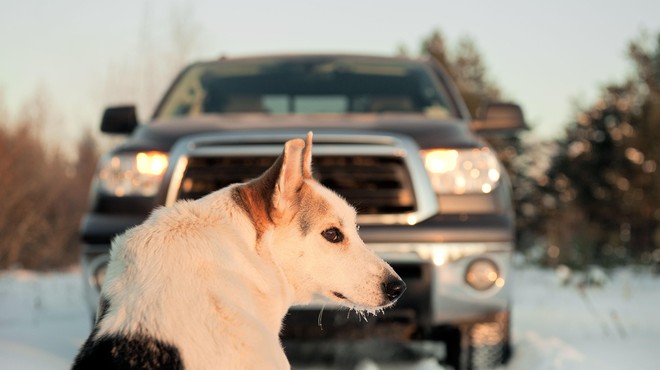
[1, 0, 659, 142]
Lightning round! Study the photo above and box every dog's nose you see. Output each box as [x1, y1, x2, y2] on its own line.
[383, 278, 406, 302]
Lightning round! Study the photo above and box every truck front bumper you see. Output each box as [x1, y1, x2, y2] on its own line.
[281, 241, 512, 340]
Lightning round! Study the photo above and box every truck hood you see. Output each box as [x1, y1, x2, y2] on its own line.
[119, 114, 482, 152]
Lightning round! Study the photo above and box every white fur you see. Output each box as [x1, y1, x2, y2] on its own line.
[93, 134, 402, 369]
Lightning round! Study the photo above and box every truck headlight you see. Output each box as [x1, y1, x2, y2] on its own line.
[421, 148, 501, 194]
[97, 152, 168, 196]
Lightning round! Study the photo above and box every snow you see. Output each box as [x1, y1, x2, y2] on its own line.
[1, 266, 658, 370]
[0, 270, 88, 370]
[507, 267, 660, 370]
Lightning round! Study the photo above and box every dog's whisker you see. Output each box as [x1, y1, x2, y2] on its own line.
[317, 304, 325, 330]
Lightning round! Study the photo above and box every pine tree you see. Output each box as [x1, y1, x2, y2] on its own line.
[544, 33, 660, 266]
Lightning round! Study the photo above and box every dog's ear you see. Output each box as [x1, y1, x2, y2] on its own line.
[302, 131, 313, 180]
[236, 135, 313, 234]
[272, 137, 306, 216]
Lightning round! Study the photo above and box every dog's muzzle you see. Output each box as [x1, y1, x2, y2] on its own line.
[382, 277, 406, 303]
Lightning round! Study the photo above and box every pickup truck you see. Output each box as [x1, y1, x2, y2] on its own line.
[80, 54, 526, 369]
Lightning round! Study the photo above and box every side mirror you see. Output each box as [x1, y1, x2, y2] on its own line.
[101, 105, 138, 134]
[471, 102, 527, 135]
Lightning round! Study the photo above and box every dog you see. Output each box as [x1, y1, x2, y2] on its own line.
[72, 132, 406, 370]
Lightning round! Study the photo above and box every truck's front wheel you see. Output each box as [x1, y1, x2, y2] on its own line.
[433, 310, 511, 370]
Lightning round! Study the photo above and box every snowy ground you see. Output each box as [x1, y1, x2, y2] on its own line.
[1, 266, 658, 370]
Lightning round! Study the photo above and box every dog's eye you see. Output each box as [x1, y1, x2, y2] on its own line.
[321, 227, 344, 243]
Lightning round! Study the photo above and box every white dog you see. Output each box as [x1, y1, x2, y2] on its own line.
[72, 132, 405, 370]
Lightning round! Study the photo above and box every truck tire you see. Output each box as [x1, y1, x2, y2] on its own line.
[461, 310, 511, 370]
[434, 310, 511, 370]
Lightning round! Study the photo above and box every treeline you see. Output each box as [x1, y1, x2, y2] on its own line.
[0, 96, 99, 270]
[0, 4, 199, 271]
[540, 33, 660, 268]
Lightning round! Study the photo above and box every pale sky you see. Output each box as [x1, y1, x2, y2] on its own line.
[1, 0, 659, 142]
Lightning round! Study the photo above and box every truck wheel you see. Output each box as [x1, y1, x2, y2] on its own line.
[461, 310, 511, 370]
[433, 310, 511, 370]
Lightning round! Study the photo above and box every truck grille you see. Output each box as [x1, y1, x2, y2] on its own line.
[175, 155, 416, 215]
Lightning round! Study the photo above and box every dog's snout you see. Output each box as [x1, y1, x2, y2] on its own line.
[383, 278, 406, 302]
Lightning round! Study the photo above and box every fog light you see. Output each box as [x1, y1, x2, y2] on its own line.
[465, 258, 499, 291]
[93, 264, 108, 291]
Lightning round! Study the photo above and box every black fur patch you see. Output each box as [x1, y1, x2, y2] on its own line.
[72, 298, 183, 370]
[72, 332, 183, 370]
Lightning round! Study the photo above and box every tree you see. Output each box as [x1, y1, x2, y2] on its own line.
[543, 33, 660, 267]
[421, 31, 501, 114]
[0, 91, 100, 270]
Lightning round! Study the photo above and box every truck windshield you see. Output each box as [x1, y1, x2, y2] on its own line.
[155, 57, 455, 119]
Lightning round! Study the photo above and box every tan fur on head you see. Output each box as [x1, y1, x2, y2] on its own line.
[231, 132, 402, 308]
